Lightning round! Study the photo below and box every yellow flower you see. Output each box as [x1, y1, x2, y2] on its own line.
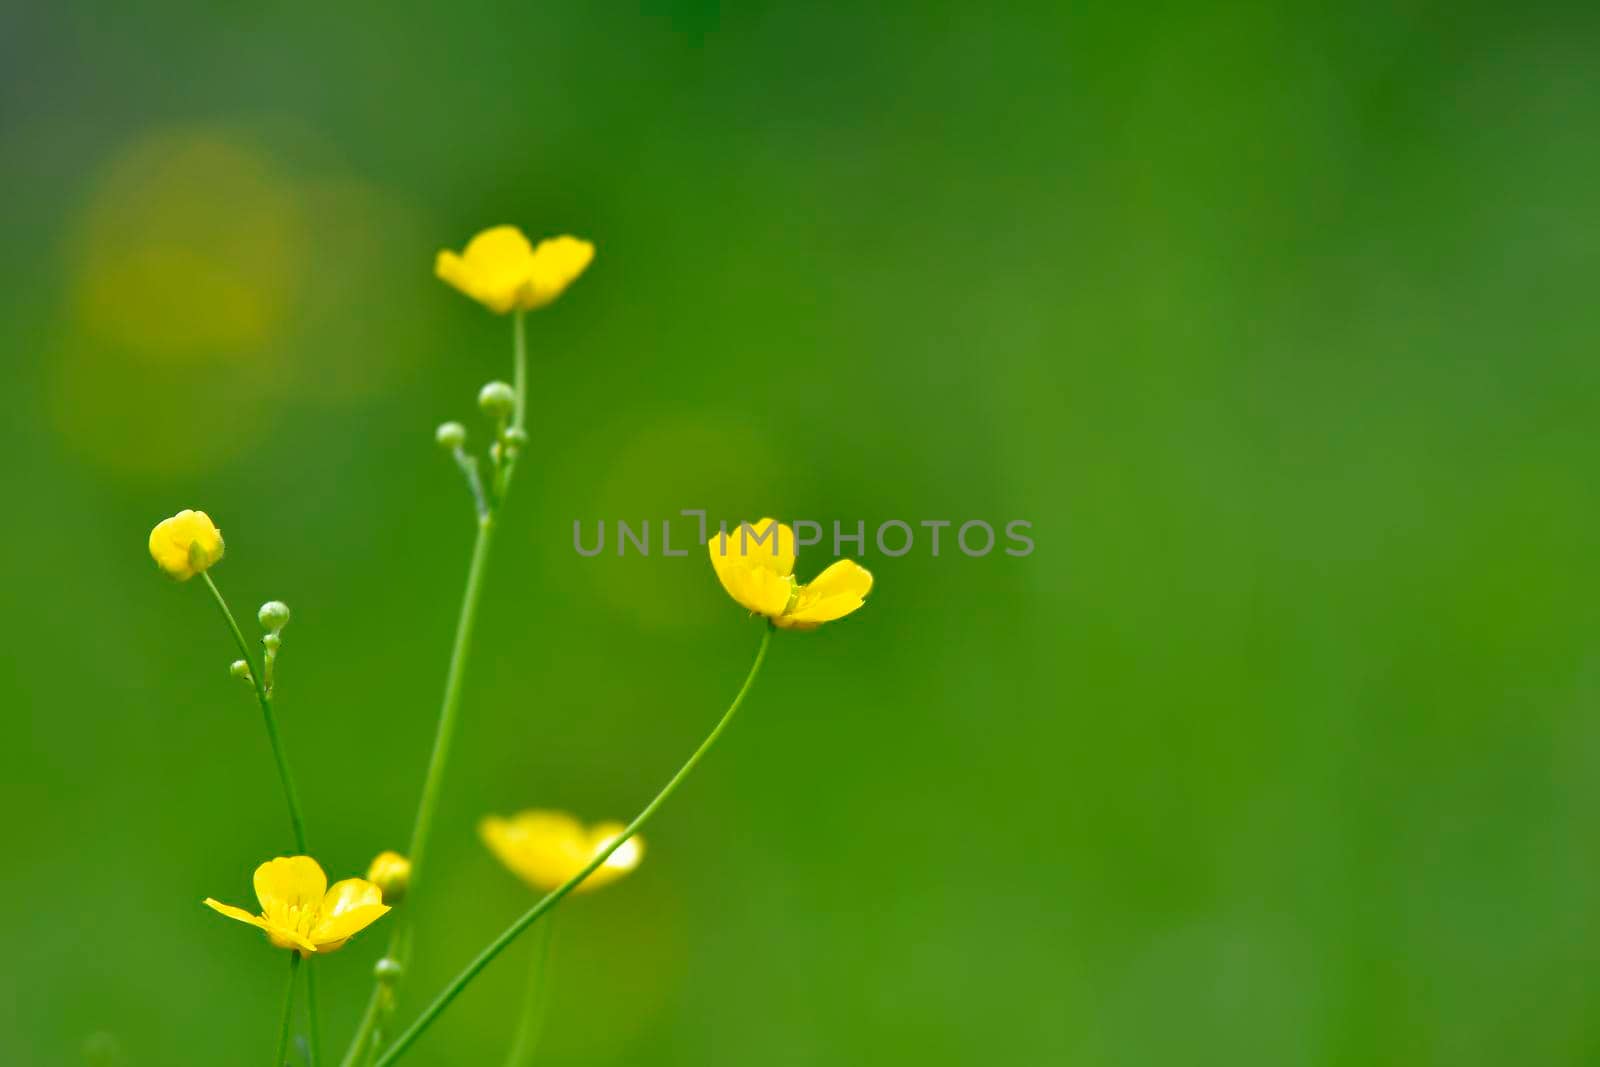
[148, 509, 225, 580]
[480, 810, 643, 894]
[708, 518, 873, 630]
[204, 856, 391, 956]
[365, 851, 411, 904]
[435, 226, 594, 314]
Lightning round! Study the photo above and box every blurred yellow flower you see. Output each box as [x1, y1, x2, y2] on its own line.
[365, 850, 411, 904]
[480, 810, 642, 894]
[204, 856, 390, 956]
[709, 518, 873, 630]
[148, 509, 225, 580]
[435, 227, 594, 314]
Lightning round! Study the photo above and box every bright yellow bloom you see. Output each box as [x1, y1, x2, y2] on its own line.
[365, 850, 411, 904]
[148, 509, 225, 580]
[708, 518, 873, 630]
[480, 810, 643, 894]
[204, 856, 390, 956]
[435, 226, 594, 314]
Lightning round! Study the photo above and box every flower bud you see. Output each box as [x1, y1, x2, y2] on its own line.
[436, 421, 467, 449]
[503, 426, 529, 449]
[366, 850, 411, 904]
[374, 957, 403, 981]
[262, 633, 281, 653]
[229, 659, 252, 680]
[148, 510, 224, 581]
[258, 600, 291, 631]
[477, 381, 515, 418]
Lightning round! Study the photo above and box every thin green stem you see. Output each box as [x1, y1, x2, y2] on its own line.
[338, 987, 380, 1067]
[202, 572, 307, 853]
[452, 446, 490, 520]
[512, 310, 528, 435]
[405, 512, 496, 899]
[338, 515, 498, 1066]
[343, 307, 530, 1067]
[501, 916, 557, 1067]
[373, 625, 775, 1066]
[305, 963, 322, 1067]
[339, 974, 394, 1067]
[276, 954, 301, 1067]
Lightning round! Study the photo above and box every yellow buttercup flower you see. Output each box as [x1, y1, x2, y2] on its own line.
[480, 810, 643, 894]
[435, 226, 594, 314]
[709, 518, 873, 630]
[148, 509, 225, 580]
[204, 855, 391, 956]
[365, 850, 411, 904]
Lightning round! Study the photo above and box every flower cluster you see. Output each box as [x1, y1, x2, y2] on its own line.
[147, 224, 876, 1066]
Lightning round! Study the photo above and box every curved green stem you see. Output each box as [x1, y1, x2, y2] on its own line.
[502, 916, 556, 1067]
[373, 625, 775, 1066]
[202, 572, 307, 853]
[276, 954, 302, 1067]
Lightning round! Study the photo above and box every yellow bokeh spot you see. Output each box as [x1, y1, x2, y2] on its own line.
[70, 127, 303, 362]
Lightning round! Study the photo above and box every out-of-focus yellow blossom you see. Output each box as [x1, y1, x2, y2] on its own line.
[435, 227, 594, 314]
[480, 811, 642, 894]
[204, 856, 390, 956]
[708, 518, 873, 630]
[148, 509, 225, 580]
[365, 850, 411, 904]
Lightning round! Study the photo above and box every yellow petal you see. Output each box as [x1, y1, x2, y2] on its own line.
[737, 518, 796, 576]
[433, 250, 477, 302]
[204, 897, 270, 931]
[148, 509, 224, 581]
[521, 236, 595, 309]
[708, 519, 798, 618]
[203, 898, 317, 953]
[577, 822, 644, 893]
[463, 224, 535, 269]
[253, 855, 327, 915]
[310, 878, 390, 951]
[776, 560, 873, 630]
[267, 926, 320, 953]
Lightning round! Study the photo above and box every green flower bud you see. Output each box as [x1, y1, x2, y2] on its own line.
[258, 600, 290, 631]
[478, 381, 515, 418]
[436, 421, 467, 449]
[229, 660, 252, 680]
[374, 957, 403, 981]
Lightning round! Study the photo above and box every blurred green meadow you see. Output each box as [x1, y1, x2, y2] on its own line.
[3, 2, 1600, 1064]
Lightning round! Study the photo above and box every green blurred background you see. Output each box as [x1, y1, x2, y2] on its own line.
[3, 2, 1599, 1064]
